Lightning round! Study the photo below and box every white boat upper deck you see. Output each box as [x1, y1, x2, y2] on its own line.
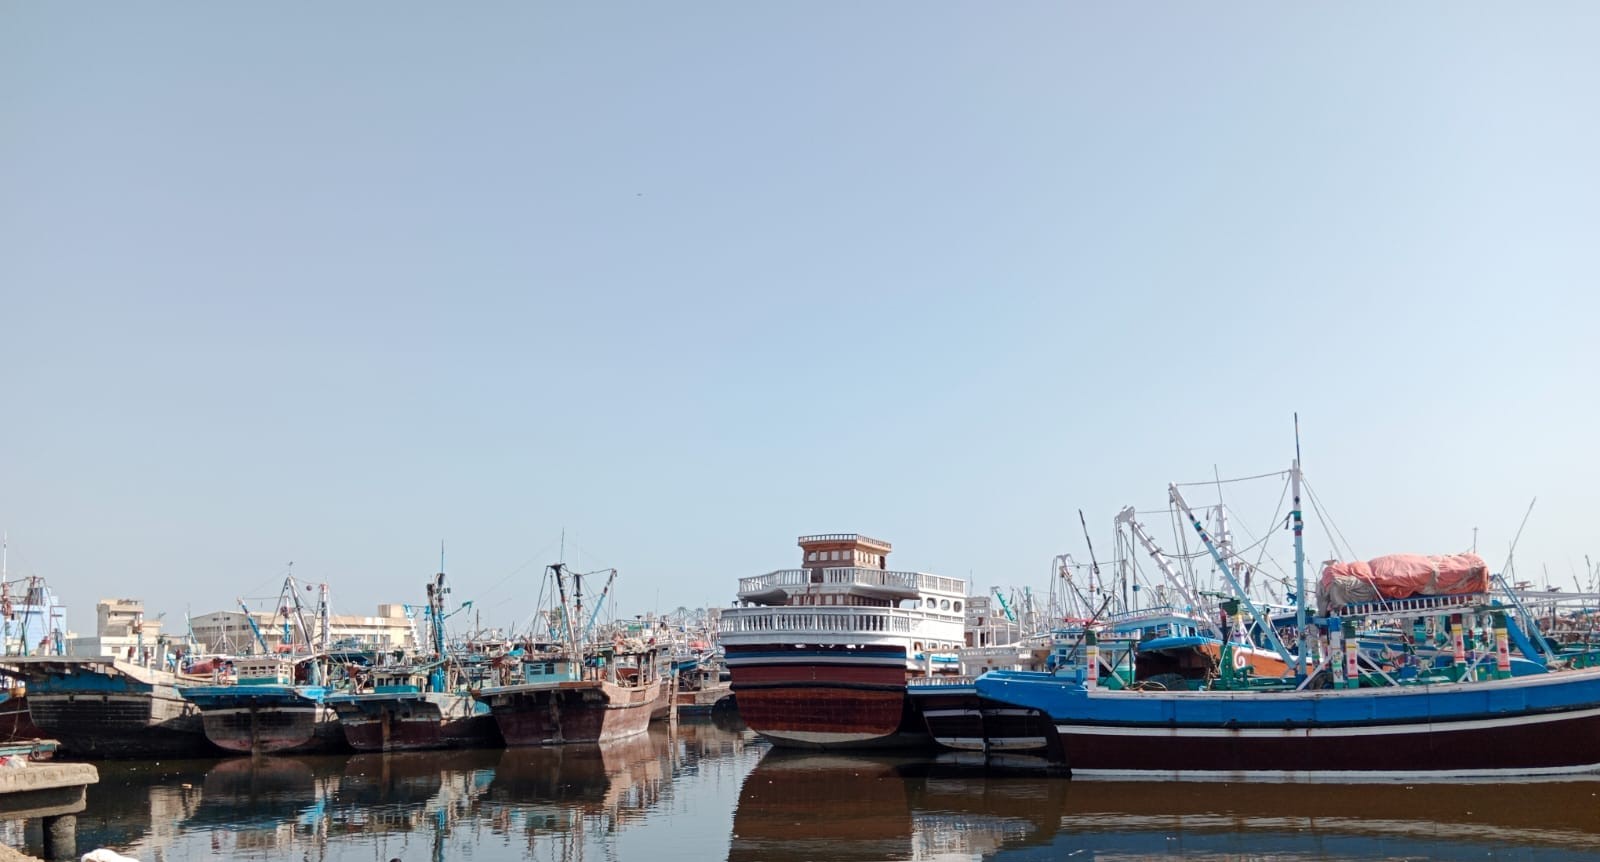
[738, 567, 966, 603]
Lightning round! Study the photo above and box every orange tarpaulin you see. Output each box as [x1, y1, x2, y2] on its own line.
[1319, 552, 1490, 611]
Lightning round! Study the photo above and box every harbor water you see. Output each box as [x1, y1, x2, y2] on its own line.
[8, 717, 1600, 861]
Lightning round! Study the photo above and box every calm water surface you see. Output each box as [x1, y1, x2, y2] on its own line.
[12, 717, 1600, 861]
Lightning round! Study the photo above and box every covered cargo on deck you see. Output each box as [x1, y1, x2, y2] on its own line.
[1319, 552, 1490, 612]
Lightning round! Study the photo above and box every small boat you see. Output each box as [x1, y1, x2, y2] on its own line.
[670, 652, 732, 716]
[0, 737, 58, 761]
[475, 563, 664, 746]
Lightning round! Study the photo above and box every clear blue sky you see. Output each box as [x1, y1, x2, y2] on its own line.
[3, 3, 1596, 634]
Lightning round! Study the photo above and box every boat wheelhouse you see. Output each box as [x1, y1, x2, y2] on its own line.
[719, 533, 967, 749]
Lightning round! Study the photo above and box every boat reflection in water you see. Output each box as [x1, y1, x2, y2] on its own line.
[729, 751, 1068, 862]
[730, 748, 1600, 862]
[64, 718, 759, 862]
[57, 717, 1600, 862]
[1030, 778, 1600, 861]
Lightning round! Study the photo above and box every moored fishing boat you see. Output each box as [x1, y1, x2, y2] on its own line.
[719, 533, 967, 749]
[327, 568, 499, 751]
[475, 563, 664, 746]
[180, 576, 357, 755]
[975, 461, 1600, 780]
[182, 655, 347, 755]
[1, 655, 215, 758]
[328, 665, 498, 752]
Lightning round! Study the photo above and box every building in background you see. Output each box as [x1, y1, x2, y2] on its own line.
[64, 598, 164, 662]
[189, 604, 415, 655]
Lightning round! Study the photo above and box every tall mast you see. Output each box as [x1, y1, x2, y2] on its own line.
[318, 582, 331, 653]
[1292, 413, 1307, 679]
[551, 564, 580, 658]
[574, 570, 585, 641]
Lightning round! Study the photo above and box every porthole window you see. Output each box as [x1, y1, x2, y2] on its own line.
[953, 601, 963, 612]
[940, 599, 951, 611]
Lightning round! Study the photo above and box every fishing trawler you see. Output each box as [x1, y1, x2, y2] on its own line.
[183, 654, 346, 755]
[474, 564, 664, 745]
[719, 533, 967, 749]
[181, 578, 353, 755]
[975, 463, 1600, 779]
[327, 568, 498, 751]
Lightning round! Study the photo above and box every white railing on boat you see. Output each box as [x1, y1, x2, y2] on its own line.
[738, 568, 966, 597]
[798, 533, 893, 550]
[1101, 605, 1190, 626]
[907, 675, 975, 688]
[1337, 592, 1487, 618]
[719, 606, 963, 638]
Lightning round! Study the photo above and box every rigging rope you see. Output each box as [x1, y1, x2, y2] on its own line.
[1173, 469, 1291, 488]
[1302, 478, 1357, 562]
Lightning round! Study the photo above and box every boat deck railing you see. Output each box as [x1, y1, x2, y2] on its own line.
[1337, 592, 1487, 619]
[719, 605, 962, 638]
[738, 568, 966, 597]
[907, 675, 975, 688]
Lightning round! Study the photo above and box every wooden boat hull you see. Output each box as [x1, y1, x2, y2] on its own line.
[328, 691, 501, 752]
[0, 694, 43, 743]
[909, 683, 1059, 755]
[7, 659, 215, 758]
[977, 665, 1600, 779]
[673, 682, 733, 716]
[478, 678, 661, 746]
[725, 644, 928, 749]
[183, 685, 347, 755]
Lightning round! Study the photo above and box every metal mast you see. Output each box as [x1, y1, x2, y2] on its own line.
[1291, 414, 1307, 679]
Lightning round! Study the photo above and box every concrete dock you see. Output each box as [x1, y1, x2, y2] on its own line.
[0, 761, 99, 860]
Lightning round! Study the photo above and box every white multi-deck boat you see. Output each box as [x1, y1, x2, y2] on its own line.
[719, 533, 966, 749]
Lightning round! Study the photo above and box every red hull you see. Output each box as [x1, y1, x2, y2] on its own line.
[726, 643, 927, 748]
[0, 696, 43, 742]
[481, 679, 661, 746]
